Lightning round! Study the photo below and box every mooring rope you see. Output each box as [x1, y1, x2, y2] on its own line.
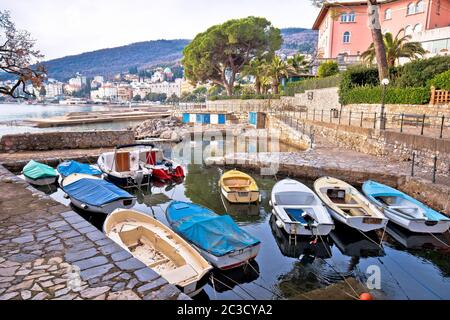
[317, 234, 361, 299]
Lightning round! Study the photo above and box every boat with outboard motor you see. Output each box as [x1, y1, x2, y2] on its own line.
[97, 143, 154, 187]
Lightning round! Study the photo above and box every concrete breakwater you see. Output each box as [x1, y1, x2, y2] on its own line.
[0, 131, 135, 153]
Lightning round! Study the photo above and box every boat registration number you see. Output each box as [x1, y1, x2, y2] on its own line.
[363, 218, 381, 224]
[230, 249, 244, 257]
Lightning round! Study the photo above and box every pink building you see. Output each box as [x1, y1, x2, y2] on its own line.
[313, 0, 450, 59]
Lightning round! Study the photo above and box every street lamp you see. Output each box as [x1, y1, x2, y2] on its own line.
[380, 78, 389, 130]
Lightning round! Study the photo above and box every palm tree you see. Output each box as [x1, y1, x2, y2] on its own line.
[287, 53, 310, 77]
[241, 58, 266, 95]
[265, 56, 291, 94]
[361, 29, 426, 67]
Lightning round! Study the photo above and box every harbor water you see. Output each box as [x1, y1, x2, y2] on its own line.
[28, 141, 450, 300]
[0, 103, 143, 136]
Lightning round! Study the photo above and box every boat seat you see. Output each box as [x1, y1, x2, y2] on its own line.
[336, 204, 364, 209]
[161, 264, 198, 284]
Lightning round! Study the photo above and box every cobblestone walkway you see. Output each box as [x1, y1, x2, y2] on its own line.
[0, 165, 189, 300]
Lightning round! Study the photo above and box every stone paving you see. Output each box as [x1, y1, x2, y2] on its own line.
[0, 165, 189, 300]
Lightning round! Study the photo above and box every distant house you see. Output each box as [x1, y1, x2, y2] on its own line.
[312, 0, 450, 64]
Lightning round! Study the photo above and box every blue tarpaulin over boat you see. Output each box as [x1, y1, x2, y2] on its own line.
[363, 180, 449, 221]
[166, 201, 260, 257]
[57, 161, 102, 178]
[63, 178, 134, 207]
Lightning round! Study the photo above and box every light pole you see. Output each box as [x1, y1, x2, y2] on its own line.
[380, 78, 389, 130]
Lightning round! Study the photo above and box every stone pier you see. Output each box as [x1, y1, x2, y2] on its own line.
[0, 165, 189, 300]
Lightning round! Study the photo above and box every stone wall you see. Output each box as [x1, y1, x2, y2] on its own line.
[0, 131, 135, 153]
[265, 115, 311, 150]
[293, 87, 340, 110]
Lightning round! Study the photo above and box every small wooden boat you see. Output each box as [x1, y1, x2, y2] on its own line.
[103, 209, 212, 297]
[219, 170, 260, 203]
[270, 179, 334, 236]
[314, 177, 388, 232]
[362, 180, 450, 234]
[57, 160, 102, 179]
[97, 144, 153, 188]
[166, 201, 261, 270]
[62, 173, 136, 214]
[22, 160, 58, 186]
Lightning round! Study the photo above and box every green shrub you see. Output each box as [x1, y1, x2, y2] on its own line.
[428, 70, 450, 90]
[340, 65, 380, 91]
[284, 75, 341, 96]
[340, 86, 430, 105]
[318, 61, 339, 78]
[395, 56, 450, 88]
[207, 94, 280, 101]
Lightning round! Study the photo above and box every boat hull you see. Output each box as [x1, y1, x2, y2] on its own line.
[196, 243, 261, 270]
[68, 196, 136, 214]
[272, 209, 334, 236]
[382, 208, 450, 233]
[221, 187, 260, 204]
[327, 207, 388, 232]
[105, 172, 151, 188]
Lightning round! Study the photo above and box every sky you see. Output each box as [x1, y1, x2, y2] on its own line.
[1, 0, 320, 60]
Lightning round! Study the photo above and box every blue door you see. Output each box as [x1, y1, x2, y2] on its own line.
[218, 114, 226, 124]
[182, 113, 190, 123]
[249, 112, 257, 126]
[203, 114, 210, 124]
[196, 114, 202, 124]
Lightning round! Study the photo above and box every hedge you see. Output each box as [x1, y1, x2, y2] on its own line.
[208, 94, 281, 101]
[395, 56, 450, 88]
[428, 70, 450, 91]
[284, 75, 341, 96]
[340, 86, 430, 105]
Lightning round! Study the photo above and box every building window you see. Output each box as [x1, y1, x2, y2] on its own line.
[348, 12, 356, 22]
[343, 31, 351, 43]
[341, 12, 348, 22]
[416, 0, 424, 12]
[414, 23, 423, 33]
[384, 8, 392, 20]
[405, 25, 413, 35]
[407, 3, 416, 14]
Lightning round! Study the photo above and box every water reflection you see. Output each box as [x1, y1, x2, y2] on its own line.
[209, 261, 260, 294]
[269, 214, 330, 260]
[329, 222, 385, 258]
[385, 222, 450, 250]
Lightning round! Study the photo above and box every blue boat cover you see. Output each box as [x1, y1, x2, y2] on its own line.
[63, 178, 133, 207]
[57, 161, 102, 178]
[363, 180, 449, 221]
[166, 201, 260, 257]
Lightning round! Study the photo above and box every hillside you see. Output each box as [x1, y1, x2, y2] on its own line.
[41, 28, 317, 81]
[43, 39, 190, 81]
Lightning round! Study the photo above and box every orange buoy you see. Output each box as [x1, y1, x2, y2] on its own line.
[359, 293, 373, 300]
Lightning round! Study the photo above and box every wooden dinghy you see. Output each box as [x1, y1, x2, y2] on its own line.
[103, 209, 212, 297]
[270, 178, 334, 236]
[62, 173, 136, 214]
[22, 160, 58, 186]
[314, 177, 388, 232]
[363, 180, 450, 234]
[219, 170, 260, 203]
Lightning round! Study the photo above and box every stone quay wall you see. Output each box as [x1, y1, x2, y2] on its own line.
[0, 131, 135, 153]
